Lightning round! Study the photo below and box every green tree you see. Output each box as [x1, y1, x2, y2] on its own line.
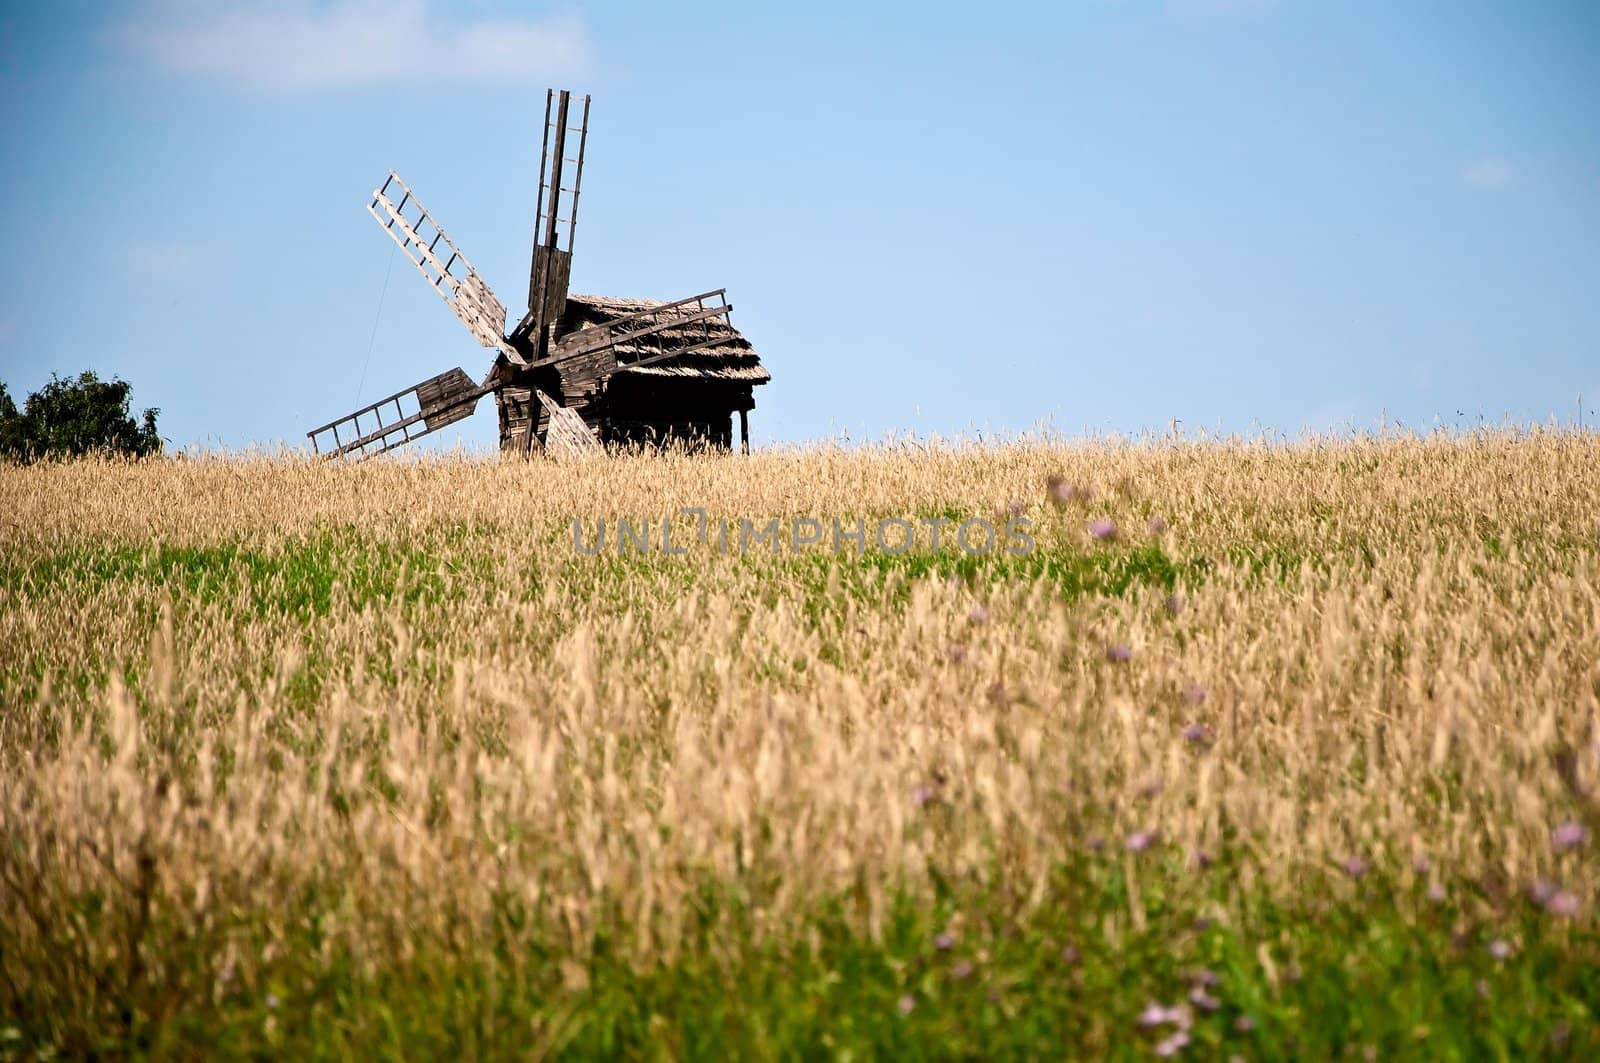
[0, 381, 24, 457]
[0, 372, 162, 462]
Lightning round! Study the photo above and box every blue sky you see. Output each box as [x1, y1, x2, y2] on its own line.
[1, 1, 1596, 451]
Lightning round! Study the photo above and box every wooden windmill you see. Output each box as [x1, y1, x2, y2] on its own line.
[308, 90, 768, 459]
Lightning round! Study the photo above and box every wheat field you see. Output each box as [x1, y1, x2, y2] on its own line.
[2, 433, 1597, 1058]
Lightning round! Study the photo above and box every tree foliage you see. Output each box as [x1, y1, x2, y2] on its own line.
[0, 372, 162, 462]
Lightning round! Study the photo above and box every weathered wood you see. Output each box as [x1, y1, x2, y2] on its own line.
[531, 89, 552, 267]
[542, 92, 570, 255]
[525, 246, 571, 339]
[416, 368, 482, 429]
[367, 173, 523, 366]
[319, 89, 769, 460]
[527, 295, 731, 371]
[309, 367, 490, 460]
[613, 329, 744, 372]
[739, 409, 749, 455]
[523, 91, 572, 362]
[535, 389, 599, 456]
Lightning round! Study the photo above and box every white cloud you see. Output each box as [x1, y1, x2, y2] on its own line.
[1463, 158, 1516, 190]
[118, 1, 588, 92]
[123, 240, 199, 277]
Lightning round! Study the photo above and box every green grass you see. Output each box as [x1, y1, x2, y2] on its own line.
[0, 532, 453, 618]
[6, 501, 1598, 1058]
[6, 867, 1594, 1060]
[839, 541, 1197, 597]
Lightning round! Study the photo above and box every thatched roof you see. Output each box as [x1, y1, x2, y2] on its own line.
[559, 294, 770, 386]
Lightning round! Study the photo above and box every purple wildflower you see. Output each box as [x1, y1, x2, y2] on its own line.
[1427, 882, 1447, 904]
[1234, 1016, 1255, 1033]
[1106, 643, 1134, 662]
[1189, 968, 1219, 987]
[1476, 979, 1490, 999]
[1146, 515, 1167, 534]
[1155, 1030, 1191, 1056]
[1545, 891, 1580, 918]
[1192, 849, 1213, 871]
[1007, 498, 1027, 516]
[1136, 1003, 1190, 1029]
[1284, 964, 1303, 983]
[1489, 939, 1512, 961]
[912, 784, 937, 807]
[1061, 943, 1080, 964]
[1138, 776, 1164, 798]
[1087, 835, 1105, 853]
[265, 994, 280, 1010]
[934, 931, 955, 951]
[1552, 821, 1589, 852]
[1089, 517, 1118, 540]
[947, 643, 969, 663]
[951, 959, 973, 980]
[968, 604, 991, 624]
[1188, 986, 1221, 1012]
[1166, 594, 1185, 616]
[1047, 477, 1076, 505]
[987, 680, 1009, 706]
[1528, 878, 1559, 905]
[1413, 855, 1431, 874]
[1192, 916, 1214, 931]
[1183, 682, 1206, 705]
[898, 994, 916, 1015]
[1126, 829, 1160, 853]
[1340, 855, 1370, 879]
[1181, 723, 1210, 746]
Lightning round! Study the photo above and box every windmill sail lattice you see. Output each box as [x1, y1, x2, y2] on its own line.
[307, 367, 491, 459]
[517, 91, 591, 359]
[368, 173, 524, 366]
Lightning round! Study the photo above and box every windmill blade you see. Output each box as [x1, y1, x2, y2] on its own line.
[308, 367, 492, 461]
[513, 90, 591, 359]
[533, 389, 600, 456]
[368, 172, 526, 366]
